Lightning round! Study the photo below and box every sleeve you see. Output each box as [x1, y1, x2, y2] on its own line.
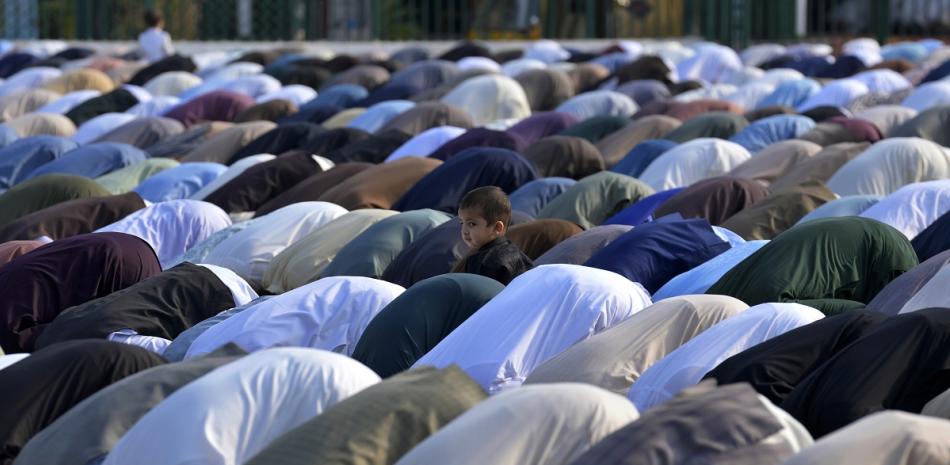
[163, 32, 175, 56]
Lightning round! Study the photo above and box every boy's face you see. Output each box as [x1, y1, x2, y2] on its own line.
[458, 208, 504, 250]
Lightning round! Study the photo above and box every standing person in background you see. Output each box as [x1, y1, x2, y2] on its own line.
[138, 9, 174, 63]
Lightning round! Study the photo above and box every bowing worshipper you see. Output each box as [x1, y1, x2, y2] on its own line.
[96, 200, 231, 268]
[131, 162, 227, 202]
[185, 276, 403, 359]
[534, 224, 632, 266]
[854, 105, 917, 135]
[728, 114, 816, 152]
[379, 101, 474, 136]
[347, 100, 415, 133]
[704, 310, 887, 406]
[163, 90, 255, 127]
[450, 187, 535, 285]
[242, 366, 484, 465]
[767, 141, 869, 192]
[0, 89, 61, 123]
[328, 128, 413, 164]
[255, 163, 371, 216]
[558, 115, 631, 144]
[0, 232, 161, 353]
[23, 142, 145, 181]
[0, 135, 77, 192]
[71, 113, 137, 145]
[570, 381, 812, 465]
[0, 340, 166, 465]
[94, 158, 179, 195]
[719, 181, 838, 240]
[707, 217, 918, 313]
[638, 138, 752, 191]
[556, 90, 638, 122]
[0, 190, 142, 243]
[41, 69, 114, 96]
[610, 139, 675, 177]
[3, 113, 76, 138]
[179, 121, 276, 164]
[652, 240, 769, 299]
[726, 140, 820, 186]
[0, 174, 109, 226]
[508, 178, 576, 217]
[202, 151, 327, 214]
[884, 260, 950, 315]
[64, 88, 139, 127]
[35, 262, 256, 350]
[889, 105, 950, 147]
[93, 117, 184, 150]
[263, 210, 398, 294]
[384, 126, 466, 162]
[14, 345, 245, 465]
[525, 295, 748, 395]
[189, 154, 277, 201]
[233, 98, 298, 123]
[782, 308, 950, 437]
[536, 171, 654, 229]
[319, 209, 452, 280]
[396, 384, 637, 465]
[782, 411, 950, 465]
[826, 137, 950, 196]
[796, 195, 881, 224]
[145, 121, 233, 160]
[627, 303, 823, 411]
[440, 74, 532, 126]
[653, 176, 769, 225]
[507, 219, 583, 260]
[201, 202, 346, 287]
[162, 298, 268, 362]
[0, 240, 43, 267]
[864, 251, 950, 316]
[413, 264, 651, 394]
[593, 115, 680, 167]
[858, 180, 950, 239]
[101, 348, 379, 465]
[513, 69, 575, 112]
[427, 127, 528, 162]
[662, 112, 749, 143]
[142, 70, 201, 97]
[318, 157, 442, 210]
[353, 274, 504, 378]
[602, 187, 688, 226]
[912, 209, 950, 262]
[393, 148, 538, 214]
[522, 136, 604, 180]
[505, 112, 578, 145]
[584, 218, 733, 294]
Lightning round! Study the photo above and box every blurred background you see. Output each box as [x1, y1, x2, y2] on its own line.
[0, 0, 946, 46]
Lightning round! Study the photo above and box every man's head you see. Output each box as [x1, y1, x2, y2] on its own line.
[144, 9, 164, 28]
[458, 186, 511, 250]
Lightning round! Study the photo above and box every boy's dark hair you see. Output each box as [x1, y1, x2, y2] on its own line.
[144, 9, 163, 27]
[459, 186, 511, 228]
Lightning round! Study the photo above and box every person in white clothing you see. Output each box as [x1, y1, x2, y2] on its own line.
[138, 10, 174, 63]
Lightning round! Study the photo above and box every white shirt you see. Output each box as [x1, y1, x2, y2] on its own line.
[413, 264, 652, 394]
[138, 27, 174, 63]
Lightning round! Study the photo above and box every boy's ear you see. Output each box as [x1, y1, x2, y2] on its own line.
[493, 220, 506, 234]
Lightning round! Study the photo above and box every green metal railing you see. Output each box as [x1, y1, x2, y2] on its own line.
[0, 0, 942, 44]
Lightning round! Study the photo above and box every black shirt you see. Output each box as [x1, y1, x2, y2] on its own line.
[462, 237, 534, 285]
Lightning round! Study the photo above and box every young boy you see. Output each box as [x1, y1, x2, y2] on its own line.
[453, 186, 534, 285]
[138, 9, 174, 63]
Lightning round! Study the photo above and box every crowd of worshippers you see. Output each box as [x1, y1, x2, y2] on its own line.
[2, 34, 950, 465]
